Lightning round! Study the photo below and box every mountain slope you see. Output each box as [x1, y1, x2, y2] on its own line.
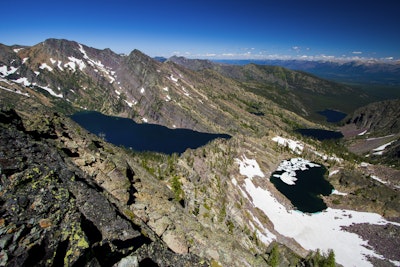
[1, 39, 316, 136]
[344, 99, 400, 135]
[214, 59, 400, 86]
[341, 99, 400, 166]
[168, 56, 375, 120]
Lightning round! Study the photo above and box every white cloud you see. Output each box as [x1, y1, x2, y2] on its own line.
[292, 46, 301, 52]
[179, 47, 396, 63]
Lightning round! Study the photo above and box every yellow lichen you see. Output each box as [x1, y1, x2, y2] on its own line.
[63, 222, 89, 266]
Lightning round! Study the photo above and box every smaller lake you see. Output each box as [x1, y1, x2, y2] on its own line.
[296, 128, 343, 141]
[71, 111, 231, 155]
[317, 109, 347, 123]
[270, 158, 333, 213]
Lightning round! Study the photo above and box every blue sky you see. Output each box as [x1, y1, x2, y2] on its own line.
[1, 0, 399, 61]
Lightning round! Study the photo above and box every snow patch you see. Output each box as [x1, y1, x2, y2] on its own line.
[34, 71, 40, 76]
[231, 178, 238, 186]
[181, 86, 190, 97]
[142, 117, 148, 123]
[313, 151, 341, 162]
[358, 130, 368, 136]
[329, 170, 339, 177]
[360, 162, 371, 167]
[66, 56, 86, 71]
[39, 63, 53, 72]
[57, 61, 64, 71]
[250, 214, 276, 243]
[370, 175, 387, 184]
[0, 85, 29, 97]
[272, 136, 304, 154]
[140, 87, 145, 94]
[124, 100, 136, 107]
[22, 57, 29, 64]
[235, 156, 276, 243]
[237, 172, 399, 267]
[165, 95, 171, 102]
[13, 48, 24, 53]
[331, 189, 347, 196]
[13, 77, 31, 86]
[50, 58, 56, 64]
[372, 140, 396, 155]
[235, 155, 265, 179]
[163, 86, 169, 92]
[37, 85, 63, 98]
[272, 158, 320, 185]
[78, 43, 111, 80]
[169, 74, 178, 82]
[0, 65, 19, 77]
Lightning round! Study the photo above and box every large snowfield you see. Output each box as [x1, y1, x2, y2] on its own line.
[235, 155, 400, 267]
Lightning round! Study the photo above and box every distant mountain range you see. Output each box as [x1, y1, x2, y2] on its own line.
[212, 59, 400, 87]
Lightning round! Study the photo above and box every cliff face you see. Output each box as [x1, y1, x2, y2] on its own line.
[345, 99, 400, 135]
[342, 99, 400, 166]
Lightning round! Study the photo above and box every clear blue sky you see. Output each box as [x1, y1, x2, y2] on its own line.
[1, 0, 399, 61]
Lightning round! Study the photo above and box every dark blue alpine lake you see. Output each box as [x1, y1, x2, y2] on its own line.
[270, 164, 334, 213]
[71, 111, 231, 155]
[296, 128, 344, 141]
[317, 109, 347, 123]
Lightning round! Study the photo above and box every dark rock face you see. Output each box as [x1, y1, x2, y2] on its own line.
[345, 99, 400, 135]
[0, 108, 207, 267]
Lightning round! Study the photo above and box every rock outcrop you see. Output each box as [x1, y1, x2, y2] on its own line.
[0, 108, 207, 266]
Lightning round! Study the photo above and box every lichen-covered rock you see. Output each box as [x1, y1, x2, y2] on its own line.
[162, 230, 189, 254]
[113, 255, 139, 267]
[0, 108, 207, 267]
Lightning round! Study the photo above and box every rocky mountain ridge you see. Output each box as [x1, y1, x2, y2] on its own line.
[1, 38, 375, 127]
[168, 56, 375, 119]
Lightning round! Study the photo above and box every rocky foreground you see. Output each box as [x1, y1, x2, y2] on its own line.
[0, 108, 208, 266]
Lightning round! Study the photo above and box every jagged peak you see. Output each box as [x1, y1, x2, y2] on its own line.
[128, 49, 149, 58]
[127, 49, 158, 65]
[41, 38, 81, 51]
